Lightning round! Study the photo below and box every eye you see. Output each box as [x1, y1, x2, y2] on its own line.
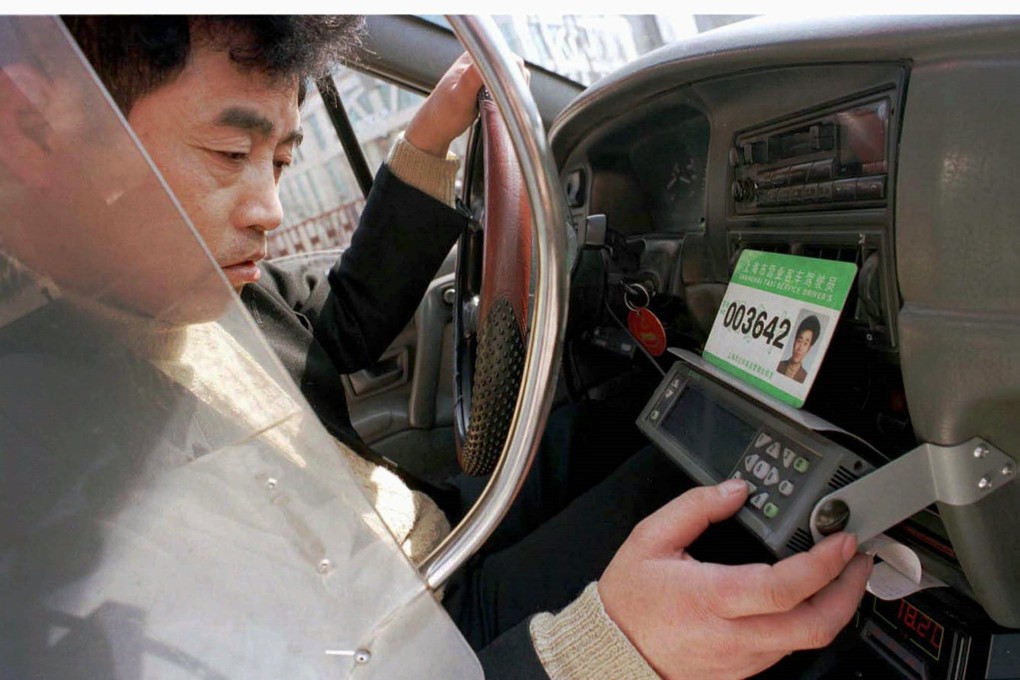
[218, 151, 248, 162]
[206, 148, 248, 165]
[273, 158, 292, 180]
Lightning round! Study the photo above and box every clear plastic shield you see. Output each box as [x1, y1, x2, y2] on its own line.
[0, 16, 481, 680]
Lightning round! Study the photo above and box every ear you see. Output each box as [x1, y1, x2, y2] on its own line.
[0, 64, 54, 189]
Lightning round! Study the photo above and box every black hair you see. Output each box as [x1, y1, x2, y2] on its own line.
[796, 315, 821, 345]
[61, 16, 365, 113]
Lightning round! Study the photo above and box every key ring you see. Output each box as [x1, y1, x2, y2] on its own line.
[623, 282, 650, 311]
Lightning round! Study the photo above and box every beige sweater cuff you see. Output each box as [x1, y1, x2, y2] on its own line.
[529, 582, 661, 680]
[385, 132, 461, 208]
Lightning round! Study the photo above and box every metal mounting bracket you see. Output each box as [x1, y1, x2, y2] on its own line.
[810, 438, 1016, 545]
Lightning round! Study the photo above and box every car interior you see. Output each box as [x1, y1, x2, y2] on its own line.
[2, 13, 1019, 680]
[328, 15, 1020, 679]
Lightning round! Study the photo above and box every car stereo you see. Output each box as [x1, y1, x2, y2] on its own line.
[637, 354, 875, 557]
[730, 95, 891, 214]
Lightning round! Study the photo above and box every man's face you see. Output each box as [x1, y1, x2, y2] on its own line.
[792, 328, 816, 364]
[127, 44, 302, 292]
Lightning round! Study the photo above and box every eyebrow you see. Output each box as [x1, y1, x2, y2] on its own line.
[216, 107, 304, 146]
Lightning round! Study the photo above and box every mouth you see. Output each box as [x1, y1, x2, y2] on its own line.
[221, 251, 266, 287]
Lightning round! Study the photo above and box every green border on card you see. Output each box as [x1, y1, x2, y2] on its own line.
[703, 350, 805, 408]
[731, 251, 856, 311]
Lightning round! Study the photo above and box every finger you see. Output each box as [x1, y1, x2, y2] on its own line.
[443, 52, 481, 93]
[453, 51, 475, 69]
[456, 51, 526, 85]
[705, 533, 856, 618]
[514, 55, 531, 85]
[460, 59, 483, 93]
[631, 480, 748, 555]
[735, 553, 873, 653]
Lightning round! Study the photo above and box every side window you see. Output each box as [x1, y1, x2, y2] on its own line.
[271, 67, 469, 260]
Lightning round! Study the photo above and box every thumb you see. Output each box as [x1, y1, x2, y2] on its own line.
[635, 480, 749, 555]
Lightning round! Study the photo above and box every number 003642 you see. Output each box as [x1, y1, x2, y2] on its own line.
[721, 302, 791, 349]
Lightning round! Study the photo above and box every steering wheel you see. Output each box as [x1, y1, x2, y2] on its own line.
[453, 87, 533, 477]
[419, 17, 568, 590]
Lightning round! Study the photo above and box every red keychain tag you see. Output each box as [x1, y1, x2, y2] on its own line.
[627, 307, 667, 356]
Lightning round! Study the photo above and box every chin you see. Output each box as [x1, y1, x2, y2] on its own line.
[158, 290, 234, 325]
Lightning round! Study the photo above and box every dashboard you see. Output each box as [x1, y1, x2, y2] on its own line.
[549, 16, 1020, 680]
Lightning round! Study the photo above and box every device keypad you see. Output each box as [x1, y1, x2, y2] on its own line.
[730, 429, 815, 522]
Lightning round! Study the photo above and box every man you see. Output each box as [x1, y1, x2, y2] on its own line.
[2, 16, 872, 680]
[777, 315, 822, 384]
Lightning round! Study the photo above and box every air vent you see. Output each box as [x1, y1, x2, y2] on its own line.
[731, 241, 791, 258]
[799, 244, 859, 264]
[728, 238, 892, 346]
[729, 241, 791, 271]
[749, 242, 791, 254]
[828, 466, 858, 490]
[732, 240, 863, 264]
[787, 528, 814, 554]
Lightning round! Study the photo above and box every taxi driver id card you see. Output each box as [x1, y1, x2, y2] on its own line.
[703, 250, 857, 408]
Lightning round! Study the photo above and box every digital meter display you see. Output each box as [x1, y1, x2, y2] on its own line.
[661, 383, 757, 478]
[874, 597, 946, 660]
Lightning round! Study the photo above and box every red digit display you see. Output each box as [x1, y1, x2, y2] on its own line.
[915, 616, 932, 639]
[892, 600, 945, 659]
[875, 598, 948, 661]
[900, 601, 917, 628]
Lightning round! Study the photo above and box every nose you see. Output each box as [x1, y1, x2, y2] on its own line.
[233, 165, 284, 233]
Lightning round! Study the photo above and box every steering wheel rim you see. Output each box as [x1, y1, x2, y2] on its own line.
[453, 88, 534, 477]
[418, 16, 569, 590]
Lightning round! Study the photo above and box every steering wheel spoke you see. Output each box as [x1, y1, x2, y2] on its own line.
[455, 88, 534, 476]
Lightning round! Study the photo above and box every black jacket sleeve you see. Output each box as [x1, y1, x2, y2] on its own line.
[258, 164, 466, 374]
[477, 618, 550, 680]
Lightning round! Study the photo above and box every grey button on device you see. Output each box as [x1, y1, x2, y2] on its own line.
[779, 480, 795, 496]
[782, 448, 797, 469]
[732, 471, 758, 495]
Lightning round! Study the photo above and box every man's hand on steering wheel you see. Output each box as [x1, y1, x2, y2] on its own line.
[402, 51, 536, 478]
[405, 52, 528, 159]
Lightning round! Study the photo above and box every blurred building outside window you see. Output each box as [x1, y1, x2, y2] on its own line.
[272, 15, 754, 260]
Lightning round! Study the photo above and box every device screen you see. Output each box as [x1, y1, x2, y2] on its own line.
[661, 383, 757, 478]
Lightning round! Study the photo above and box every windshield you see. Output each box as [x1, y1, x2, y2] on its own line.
[421, 14, 756, 86]
[0, 16, 479, 680]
